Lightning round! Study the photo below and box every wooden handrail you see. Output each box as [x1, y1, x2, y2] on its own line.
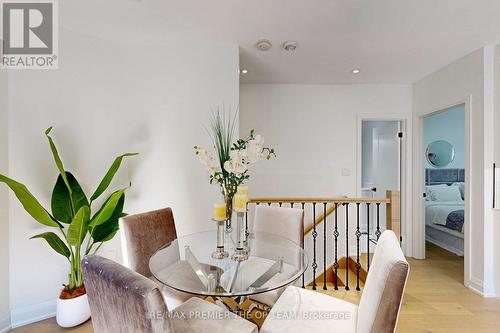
[247, 191, 401, 291]
[248, 197, 391, 204]
[248, 191, 401, 241]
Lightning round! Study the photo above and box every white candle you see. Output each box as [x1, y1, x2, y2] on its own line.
[237, 185, 249, 196]
[233, 194, 248, 213]
[213, 203, 226, 221]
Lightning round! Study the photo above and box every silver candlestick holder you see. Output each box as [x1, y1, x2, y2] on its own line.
[212, 219, 229, 259]
[231, 211, 249, 261]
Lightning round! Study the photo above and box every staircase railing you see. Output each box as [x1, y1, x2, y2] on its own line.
[247, 190, 400, 292]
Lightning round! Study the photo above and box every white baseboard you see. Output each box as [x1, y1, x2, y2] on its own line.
[468, 276, 485, 297]
[10, 300, 56, 328]
[482, 284, 497, 298]
[0, 312, 11, 333]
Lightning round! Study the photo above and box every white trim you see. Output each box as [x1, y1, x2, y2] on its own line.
[469, 279, 496, 298]
[10, 299, 56, 328]
[467, 276, 496, 297]
[468, 277, 484, 296]
[356, 113, 412, 257]
[482, 45, 495, 296]
[413, 96, 472, 289]
[0, 312, 11, 333]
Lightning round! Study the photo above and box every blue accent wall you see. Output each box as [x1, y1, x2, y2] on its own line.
[424, 104, 465, 168]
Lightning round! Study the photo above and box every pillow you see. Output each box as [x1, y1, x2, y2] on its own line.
[451, 182, 465, 200]
[425, 184, 446, 201]
[426, 184, 462, 202]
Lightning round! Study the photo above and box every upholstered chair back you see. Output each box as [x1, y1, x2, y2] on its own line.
[83, 255, 172, 333]
[357, 230, 409, 333]
[120, 208, 177, 277]
[253, 205, 304, 246]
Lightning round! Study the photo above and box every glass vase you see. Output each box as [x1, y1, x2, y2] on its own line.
[223, 186, 236, 233]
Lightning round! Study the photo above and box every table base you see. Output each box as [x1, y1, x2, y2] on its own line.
[205, 296, 269, 329]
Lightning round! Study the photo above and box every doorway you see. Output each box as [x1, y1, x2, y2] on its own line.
[419, 103, 468, 286]
[360, 119, 405, 247]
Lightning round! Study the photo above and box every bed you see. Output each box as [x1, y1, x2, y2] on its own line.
[425, 168, 464, 256]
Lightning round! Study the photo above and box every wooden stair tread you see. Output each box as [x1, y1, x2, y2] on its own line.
[311, 254, 370, 288]
[336, 268, 364, 288]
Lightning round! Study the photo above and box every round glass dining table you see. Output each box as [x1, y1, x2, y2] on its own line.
[149, 231, 308, 297]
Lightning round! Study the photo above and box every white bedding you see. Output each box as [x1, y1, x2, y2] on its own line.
[425, 200, 464, 231]
[425, 200, 465, 255]
[426, 224, 464, 255]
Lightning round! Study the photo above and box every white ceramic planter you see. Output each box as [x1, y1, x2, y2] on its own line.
[56, 294, 91, 328]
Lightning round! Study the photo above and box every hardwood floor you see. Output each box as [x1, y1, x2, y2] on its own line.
[398, 243, 500, 333]
[11, 243, 500, 333]
[318, 243, 500, 333]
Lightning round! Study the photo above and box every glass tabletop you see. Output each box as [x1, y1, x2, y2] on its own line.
[149, 231, 308, 297]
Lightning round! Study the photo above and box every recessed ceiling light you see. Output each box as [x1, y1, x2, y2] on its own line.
[282, 41, 298, 52]
[240, 69, 248, 74]
[352, 69, 361, 74]
[256, 39, 272, 51]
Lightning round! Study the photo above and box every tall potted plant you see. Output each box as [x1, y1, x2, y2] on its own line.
[0, 127, 137, 327]
[194, 110, 275, 230]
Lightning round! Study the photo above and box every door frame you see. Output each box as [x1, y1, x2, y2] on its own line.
[356, 113, 412, 256]
[413, 96, 471, 288]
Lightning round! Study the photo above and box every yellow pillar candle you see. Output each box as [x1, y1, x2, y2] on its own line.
[237, 185, 249, 196]
[233, 194, 248, 213]
[213, 203, 227, 221]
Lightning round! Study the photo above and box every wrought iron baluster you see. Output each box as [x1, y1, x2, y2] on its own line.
[367, 203, 370, 271]
[376, 203, 381, 240]
[333, 203, 339, 290]
[312, 203, 317, 290]
[355, 203, 361, 291]
[301, 202, 306, 288]
[323, 202, 327, 290]
[345, 203, 349, 291]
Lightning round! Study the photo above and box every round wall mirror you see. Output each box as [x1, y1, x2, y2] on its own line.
[426, 140, 455, 168]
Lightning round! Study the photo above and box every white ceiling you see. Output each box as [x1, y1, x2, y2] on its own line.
[63, 0, 500, 84]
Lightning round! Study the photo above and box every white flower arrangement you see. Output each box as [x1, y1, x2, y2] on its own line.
[195, 133, 272, 177]
[194, 110, 275, 227]
[194, 131, 275, 185]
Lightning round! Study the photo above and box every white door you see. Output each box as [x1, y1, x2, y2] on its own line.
[371, 122, 401, 233]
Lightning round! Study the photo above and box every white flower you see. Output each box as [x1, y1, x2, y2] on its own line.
[251, 134, 264, 147]
[195, 147, 220, 175]
[224, 157, 247, 175]
[246, 135, 266, 163]
[230, 149, 246, 162]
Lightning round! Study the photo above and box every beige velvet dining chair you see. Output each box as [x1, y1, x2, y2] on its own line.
[83, 255, 258, 333]
[120, 208, 191, 310]
[250, 205, 304, 307]
[260, 230, 409, 333]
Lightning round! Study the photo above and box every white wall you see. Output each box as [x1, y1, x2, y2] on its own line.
[423, 104, 465, 169]
[6, 28, 239, 326]
[240, 84, 412, 283]
[493, 45, 500, 297]
[0, 70, 10, 332]
[413, 47, 496, 296]
[240, 84, 412, 198]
